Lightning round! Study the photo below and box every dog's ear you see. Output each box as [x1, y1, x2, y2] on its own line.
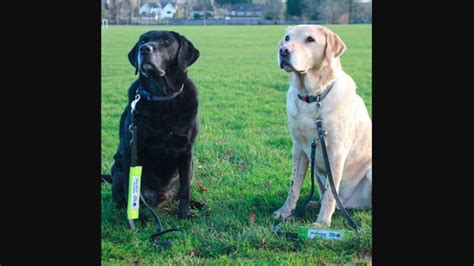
[324, 28, 346, 60]
[128, 41, 139, 75]
[172, 32, 200, 72]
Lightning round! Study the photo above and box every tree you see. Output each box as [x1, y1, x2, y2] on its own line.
[286, 0, 304, 17]
[108, 0, 118, 24]
[215, 0, 251, 5]
[316, 0, 349, 24]
[265, 0, 285, 20]
[302, 0, 321, 20]
[350, 1, 372, 23]
[128, 0, 133, 24]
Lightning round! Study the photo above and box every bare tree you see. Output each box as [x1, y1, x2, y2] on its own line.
[316, 0, 349, 24]
[128, 0, 133, 24]
[127, 0, 139, 24]
[109, 0, 119, 24]
[348, 0, 353, 23]
[302, 0, 320, 21]
[351, 0, 372, 23]
[265, 0, 285, 20]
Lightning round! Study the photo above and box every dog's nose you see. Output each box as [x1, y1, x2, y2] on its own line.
[140, 44, 153, 54]
[280, 47, 291, 57]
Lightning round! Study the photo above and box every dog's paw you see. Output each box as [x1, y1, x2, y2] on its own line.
[177, 207, 193, 219]
[273, 207, 294, 220]
[313, 219, 331, 228]
[190, 199, 206, 210]
[177, 212, 194, 219]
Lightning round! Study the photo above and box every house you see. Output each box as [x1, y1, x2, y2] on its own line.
[139, 2, 162, 17]
[139, 2, 176, 19]
[161, 2, 177, 19]
[225, 4, 264, 18]
[190, 5, 215, 19]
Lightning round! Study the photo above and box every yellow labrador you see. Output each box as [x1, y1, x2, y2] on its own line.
[273, 25, 372, 227]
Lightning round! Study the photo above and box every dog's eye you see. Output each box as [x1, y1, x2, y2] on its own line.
[140, 37, 148, 44]
[285, 35, 289, 42]
[306, 36, 315, 43]
[162, 38, 170, 45]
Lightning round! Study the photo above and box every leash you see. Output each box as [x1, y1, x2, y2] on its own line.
[315, 117, 360, 232]
[127, 85, 186, 248]
[273, 82, 359, 239]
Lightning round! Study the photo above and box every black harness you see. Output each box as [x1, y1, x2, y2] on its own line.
[274, 82, 360, 239]
[128, 84, 186, 248]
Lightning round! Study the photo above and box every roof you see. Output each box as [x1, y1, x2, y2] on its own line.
[141, 2, 161, 8]
[192, 5, 215, 12]
[229, 4, 264, 12]
[162, 2, 176, 8]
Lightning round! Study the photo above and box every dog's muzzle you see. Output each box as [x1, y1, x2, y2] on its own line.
[138, 56, 166, 77]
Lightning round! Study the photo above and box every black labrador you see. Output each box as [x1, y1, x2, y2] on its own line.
[104, 30, 201, 219]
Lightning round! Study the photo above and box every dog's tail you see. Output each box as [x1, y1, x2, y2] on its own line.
[101, 174, 113, 184]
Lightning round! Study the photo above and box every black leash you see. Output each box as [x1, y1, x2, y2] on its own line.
[315, 118, 360, 232]
[127, 87, 186, 247]
[274, 83, 359, 239]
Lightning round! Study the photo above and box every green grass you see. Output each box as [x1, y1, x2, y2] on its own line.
[102, 25, 372, 265]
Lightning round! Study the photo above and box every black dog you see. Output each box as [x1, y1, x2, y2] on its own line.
[104, 30, 200, 219]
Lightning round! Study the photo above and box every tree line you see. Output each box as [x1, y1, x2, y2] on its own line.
[102, 0, 371, 24]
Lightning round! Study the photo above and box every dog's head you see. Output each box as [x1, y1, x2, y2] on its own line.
[278, 25, 346, 74]
[128, 30, 200, 77]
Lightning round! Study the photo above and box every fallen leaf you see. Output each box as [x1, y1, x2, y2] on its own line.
[197, 182, 208, 193]
[249, 211, 255, 223]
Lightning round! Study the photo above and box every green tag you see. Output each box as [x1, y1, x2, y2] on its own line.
[297, 226, 309, 239]
[127, 166, 142, 219]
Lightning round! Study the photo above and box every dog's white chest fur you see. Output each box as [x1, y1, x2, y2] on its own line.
[286, 86, 326, 165]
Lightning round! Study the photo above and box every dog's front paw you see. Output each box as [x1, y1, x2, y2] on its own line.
[177, 212, 193, 219]
[190, 199, 206, 210]
[273, 206, 294, 220]
[177, 207, 192, 219]
[313, 219, 331, 228]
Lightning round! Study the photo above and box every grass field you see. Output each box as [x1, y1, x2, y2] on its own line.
[102, 25, 372, 265]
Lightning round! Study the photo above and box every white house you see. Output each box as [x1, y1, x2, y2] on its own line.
[161, 2, 176, 19]
[139, 2, 175, 19]
[140, 3, 162, 17]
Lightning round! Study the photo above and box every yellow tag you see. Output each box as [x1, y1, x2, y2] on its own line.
[127, 166, 142, 219]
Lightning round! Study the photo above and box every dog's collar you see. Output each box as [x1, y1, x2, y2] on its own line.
[297, 81, 335, 104]
[137, 84, 184, 101]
